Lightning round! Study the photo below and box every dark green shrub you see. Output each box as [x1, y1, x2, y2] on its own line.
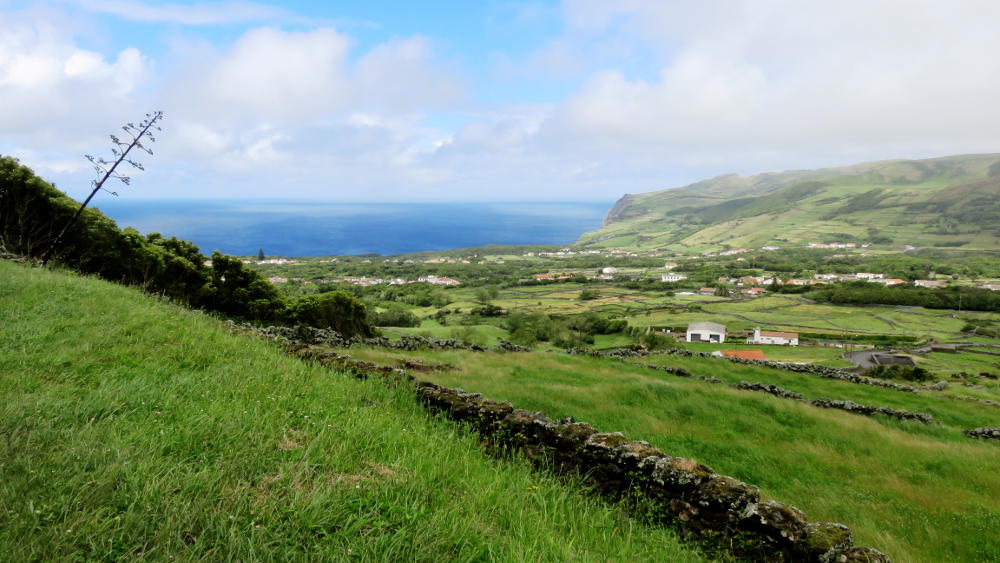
[639, 331, 679, 351]
[369, 304, 420, 327]
[863, 364, 933, 382]
[288, 291, 374, 338]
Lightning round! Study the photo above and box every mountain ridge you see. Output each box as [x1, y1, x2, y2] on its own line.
[581, 153, 1000, 251]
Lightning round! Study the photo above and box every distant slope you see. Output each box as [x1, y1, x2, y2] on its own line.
[0, 260, 705, 561]
[579, 153, 1000, 251]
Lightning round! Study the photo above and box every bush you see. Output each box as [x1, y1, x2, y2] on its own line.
[287, 291, 374, 338]
[449, 326, 487, 347]
[369, 304, 420, 327]
[863, 364, 933, 382]
[638, 331, 680, 351]
[471, 303, 505, 317]
[205, 252, 287, 322]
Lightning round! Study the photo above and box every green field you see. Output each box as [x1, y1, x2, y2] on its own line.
[344, 346, 1000, 563]
[0, 261, 709, 561]
[679, 341, 855, 367]
[386, 284, 999, 374]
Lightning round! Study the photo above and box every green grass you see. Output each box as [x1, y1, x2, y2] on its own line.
[344, 347, 1000, 563]
[0, 261, 710, 562]
[680, 342, 854, 367]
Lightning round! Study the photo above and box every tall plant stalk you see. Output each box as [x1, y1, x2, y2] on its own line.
[40, 111, 163, 265]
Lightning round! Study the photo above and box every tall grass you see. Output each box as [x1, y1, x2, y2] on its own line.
[0, 261, 708, 562]
[346, 347, 1000, 563]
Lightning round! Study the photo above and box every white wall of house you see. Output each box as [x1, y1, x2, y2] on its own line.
[686, 328, 726, 343]
[747, 327, 799, 346]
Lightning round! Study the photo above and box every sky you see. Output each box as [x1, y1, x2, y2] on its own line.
[2, 0, 1000, 202]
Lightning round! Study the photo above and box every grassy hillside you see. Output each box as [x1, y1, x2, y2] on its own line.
[0, 260, 708, 561]
[580, 153, 1000, 251]
[345, 347, 1000, 563]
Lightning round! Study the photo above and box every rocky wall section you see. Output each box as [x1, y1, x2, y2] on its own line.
[572, 347, 948, 395]
[413, 381, 891, 562]
[278, 342, 891, 562]
[738, 382, 805, 400]
[963, 427, 1000, 441]
[628, 361, 935, 425]
[958, 396, 1000, 409]
[807, 399, 934, 424]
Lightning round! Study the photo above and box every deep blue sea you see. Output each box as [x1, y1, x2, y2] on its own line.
[93, 200, 612, 256]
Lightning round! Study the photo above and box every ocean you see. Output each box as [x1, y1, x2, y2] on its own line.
[93, 200, 612, 256]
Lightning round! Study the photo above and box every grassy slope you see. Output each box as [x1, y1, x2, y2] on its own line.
[579, 153, 1000, 251]
[345, 347, 1000, 563]
[0, 260, 708, 562]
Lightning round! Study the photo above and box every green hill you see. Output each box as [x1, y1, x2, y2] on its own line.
[0, 260, 705, 561]
[579, 153, 1000, 252]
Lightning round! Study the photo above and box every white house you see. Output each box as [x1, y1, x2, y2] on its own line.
[915, 280, 946, 289]
[686, 322, 726, 343]
[601, 267, 619, 274]
[662, 273, 688, 282]
[747, 327, 799, 346]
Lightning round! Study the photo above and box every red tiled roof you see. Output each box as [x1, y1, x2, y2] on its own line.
[721, 349, 767, 360]
[760, 330, 797, 339]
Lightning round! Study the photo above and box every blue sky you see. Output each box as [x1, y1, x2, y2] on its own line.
[2, 1, 1000, 202]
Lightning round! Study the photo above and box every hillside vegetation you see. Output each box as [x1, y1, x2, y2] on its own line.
[580, 153, 1000, 251]
[0, 155, 372, 334]
[345, 346, 1000, 563]
[0, 260, 708, 561]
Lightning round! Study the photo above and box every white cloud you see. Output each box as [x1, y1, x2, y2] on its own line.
[0, 9, 148, 151]
[5, 0, 1000, 203]
[155, 26, 462, 187]
[59, 0, 291, 25]
[547, 0, 1000, 165]
[169, 27, 354, 125]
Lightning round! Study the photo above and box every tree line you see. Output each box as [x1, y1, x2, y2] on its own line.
[808, 281, 999, 312]
[0, 156, 373, 336]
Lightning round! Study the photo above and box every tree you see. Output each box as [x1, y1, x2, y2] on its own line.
[206, 251, 287, 321]
[257, 248, 266, 261]
[41, 111, 163, 264]
[638, 329, 679, 351]
[474, 285, 499, 305]
[288, 291, 374, 338]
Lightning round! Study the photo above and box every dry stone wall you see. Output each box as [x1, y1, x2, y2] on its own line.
[628, 360, 935, 425]
[278, 341, 891, 562]
[807, 399, 934, 424]
[411, 382, 890, 562]
[958, 396, 1000, 409]
[963, 427, 1000, 441]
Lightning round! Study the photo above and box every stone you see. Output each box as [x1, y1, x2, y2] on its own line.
[740, 500, 810, 545]
[827, 546, 892, 562]
[805, 522, 854, 561]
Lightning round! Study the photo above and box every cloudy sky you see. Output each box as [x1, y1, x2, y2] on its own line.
[2, 0, 999, 202]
